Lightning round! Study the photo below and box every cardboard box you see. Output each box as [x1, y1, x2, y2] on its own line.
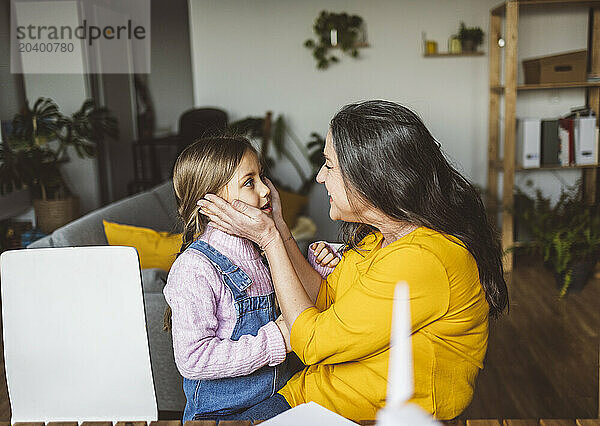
[523, 50, 587, 84]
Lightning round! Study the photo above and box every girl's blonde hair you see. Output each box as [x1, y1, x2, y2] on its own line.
[164, 136, 257, 331]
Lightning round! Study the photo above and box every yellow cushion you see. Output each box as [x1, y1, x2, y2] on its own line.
[103, 220, 182, 271]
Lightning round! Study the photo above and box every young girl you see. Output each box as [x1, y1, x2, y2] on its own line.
[163, 136, 339, 421]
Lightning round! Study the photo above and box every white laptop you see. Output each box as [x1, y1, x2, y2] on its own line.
[0, 246, 158, 423]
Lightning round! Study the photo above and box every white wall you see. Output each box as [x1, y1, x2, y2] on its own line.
[189, 0, 589, 240]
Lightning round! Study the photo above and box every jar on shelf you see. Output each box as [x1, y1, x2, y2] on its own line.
[448, 35, 462, 54]
[425, 40, 438, 55]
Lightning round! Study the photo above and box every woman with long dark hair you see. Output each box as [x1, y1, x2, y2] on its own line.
[198, 100, 508, 421]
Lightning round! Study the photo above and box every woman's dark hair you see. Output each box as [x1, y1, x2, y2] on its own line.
[329, 100, 508, 318]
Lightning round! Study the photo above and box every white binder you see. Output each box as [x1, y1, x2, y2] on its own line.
[574, 116, 597, 165]
[517, 118, 541, 169]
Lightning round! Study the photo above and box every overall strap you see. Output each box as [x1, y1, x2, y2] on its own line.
[189, 240, 252, 300]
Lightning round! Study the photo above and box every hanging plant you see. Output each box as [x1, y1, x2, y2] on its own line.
[304, 11, 365, 70]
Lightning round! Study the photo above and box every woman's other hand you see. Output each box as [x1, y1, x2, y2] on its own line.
[310, 242, 341, 268]
[275, 315, 292, 353]
[197, 194, 279, 250]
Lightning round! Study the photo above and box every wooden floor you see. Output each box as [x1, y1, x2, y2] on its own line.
[0, 254, 598, 421]
[462, 255, 599, 419]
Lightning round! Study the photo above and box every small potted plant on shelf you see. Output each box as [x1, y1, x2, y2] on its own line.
[0, 97, 118, 233]
[512, 181, 600, 297]
[458, 22, 484, 53]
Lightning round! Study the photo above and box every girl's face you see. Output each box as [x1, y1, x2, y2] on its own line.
[316, 130, 366, 222]
[219, 150, 272, 214]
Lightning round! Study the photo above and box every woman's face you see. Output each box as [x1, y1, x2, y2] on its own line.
[316, 130, 365, 221]
[219, 150, 272, 215]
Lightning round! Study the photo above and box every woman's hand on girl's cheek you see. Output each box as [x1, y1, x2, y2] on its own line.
[197, 194, 280, 250]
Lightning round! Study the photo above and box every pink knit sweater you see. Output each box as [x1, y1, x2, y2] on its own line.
[164, 225, 337, 381]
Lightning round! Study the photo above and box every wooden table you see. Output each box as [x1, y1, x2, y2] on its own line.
[3, 420, 600, 426]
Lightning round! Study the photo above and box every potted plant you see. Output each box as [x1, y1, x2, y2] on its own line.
[512, 181, 600, 297]
[0, 98, 118, 233]
[229, 112, 325, 228]
[304, 11, 366, 69]
[458, 22, 484, 53]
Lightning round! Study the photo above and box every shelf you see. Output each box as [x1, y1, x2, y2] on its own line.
[491, 81, 600, 92]
[490, 161, 600, 171]
[516, 164, 599, 171]
[492, 0, 600, 16]
[330, 42, 370, 49]
[423, 52, 485, 57]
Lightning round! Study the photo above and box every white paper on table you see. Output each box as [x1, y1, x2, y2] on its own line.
[261, 401, 358, 425]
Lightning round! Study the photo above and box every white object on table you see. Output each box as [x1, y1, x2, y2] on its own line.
[0, 246, 158, 423]
[377, 282, 439, 425]
[386, 282, 413, 406]
[261, 401, 356, 425]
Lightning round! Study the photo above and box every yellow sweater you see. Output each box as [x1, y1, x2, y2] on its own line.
[279, 227, 489, 421]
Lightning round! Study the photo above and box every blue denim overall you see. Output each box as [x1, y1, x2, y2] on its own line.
[182, 240, 300, 421]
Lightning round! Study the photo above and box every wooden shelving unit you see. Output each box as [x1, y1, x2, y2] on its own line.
[487, 0, 600, 272]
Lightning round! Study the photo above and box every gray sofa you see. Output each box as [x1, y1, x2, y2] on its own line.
[29, 181, 186, 413]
